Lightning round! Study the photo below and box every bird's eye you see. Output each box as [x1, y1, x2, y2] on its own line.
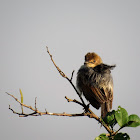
[91, 60, 95, 64]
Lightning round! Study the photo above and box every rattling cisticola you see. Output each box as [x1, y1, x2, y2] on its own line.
[76, 52, 115, 118]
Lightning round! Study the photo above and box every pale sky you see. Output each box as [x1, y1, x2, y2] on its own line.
[1, 0, 140, 140]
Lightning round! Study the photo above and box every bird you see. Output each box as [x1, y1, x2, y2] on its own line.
[76, 52, 115, 118]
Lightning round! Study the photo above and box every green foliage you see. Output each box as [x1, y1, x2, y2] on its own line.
[103, 110, 117, 128]
[19, 89, 23, 103]
[95, 134, 109, 140]
[95, 106, 140, 140]
[114, 133, 130, 140]
[19, 89, 23, 113]
[115, 106, 140, 128]
[127, 114, 140, 127]
[115, 106, 128, 127]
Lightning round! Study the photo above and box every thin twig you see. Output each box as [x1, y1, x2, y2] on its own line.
[6, 47, 115, 136]
[112, 126, 124, 136]
[35, 97, 37, 110]
[6, 91, 112, 134]
[46, 46, 66, 78]
[46, 46, 86, 107]
[65, 96, 84, 107]
[46, 47, 113, 134]
[6, 92, 37, 111]
[7, 92, 88, 117]
[70, 70, 75, 81]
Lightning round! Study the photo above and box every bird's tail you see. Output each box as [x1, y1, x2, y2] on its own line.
[101, 102, 110, 118]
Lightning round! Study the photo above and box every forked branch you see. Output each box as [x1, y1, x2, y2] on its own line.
[6, 92, 87, 117]
[46, 46, 86, 107]
[6, 47, 114, 135]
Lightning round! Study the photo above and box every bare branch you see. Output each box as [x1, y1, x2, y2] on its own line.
[6, 92, 88, 117]
[46, 46, 86, 108]
[70, 70, 75, 81]
[6, 92, 37, 113]
[6, 91, 113, 135]
[65, 96, 84, 107]
[9, 105, 37, 117]
[35, 97, 37, 110]
[9, 105, 87, 117]
[6, 47, 115, 136]
[46, 46, 66, 78]
[46, 47, 113, 134]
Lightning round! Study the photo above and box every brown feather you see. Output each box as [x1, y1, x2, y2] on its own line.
[76, 52, 115, 118]
[82, 85, 100, 109]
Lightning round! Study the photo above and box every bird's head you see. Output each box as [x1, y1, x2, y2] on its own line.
[84, 52, 102, 67]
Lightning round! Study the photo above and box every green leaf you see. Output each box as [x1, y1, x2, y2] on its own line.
[115, 106, 128, 127]
[126, 114, 140, 127]
[114, 133, 130, 140]
[95, 134, 109, 140]
[19, 89, 23, 113]
[103, 110, 117, 128]
[19, 89, 23, 103]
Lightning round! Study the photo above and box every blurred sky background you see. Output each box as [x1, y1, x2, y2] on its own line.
[1, 0, 140, 140]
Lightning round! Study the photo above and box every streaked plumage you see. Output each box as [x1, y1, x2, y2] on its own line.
[76, 52, 115, 118]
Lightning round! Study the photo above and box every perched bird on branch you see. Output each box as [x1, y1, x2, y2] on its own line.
[76, 52, 115, 118]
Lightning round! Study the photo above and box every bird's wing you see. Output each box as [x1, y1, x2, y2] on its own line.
[90, 86, 107, 104]
[90, 84, 113, 118]
[88, 66, 114, 107]
[76, 65, 114, 111]
[81, 85, 101, 109]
